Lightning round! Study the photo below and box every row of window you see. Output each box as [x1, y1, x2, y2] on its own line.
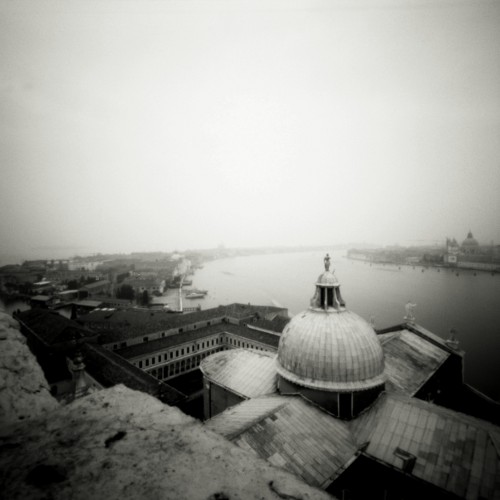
[135, 336, 221, 368]
[134, 335, 271, 370]
[111, 320, 218, 350]
[148, 347, 225, 379]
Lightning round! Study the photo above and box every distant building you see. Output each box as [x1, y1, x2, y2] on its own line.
[121, 277, 165, 296]
[79, 279, 111, 298]
[461, 230, 480, 255]
[444, 237, 459, 265]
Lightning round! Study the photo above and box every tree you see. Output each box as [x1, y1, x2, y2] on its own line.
[140, 290, 150, 307]
[67, 280, 80, 290]
[116, 284, 134, 300]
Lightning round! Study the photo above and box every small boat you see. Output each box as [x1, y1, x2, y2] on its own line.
[185, 292, 205, 299]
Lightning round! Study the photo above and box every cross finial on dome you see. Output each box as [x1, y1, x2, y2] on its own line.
[324, 253, 331, 271]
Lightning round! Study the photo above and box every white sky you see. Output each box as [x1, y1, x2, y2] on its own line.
[1, 0, 499, 260]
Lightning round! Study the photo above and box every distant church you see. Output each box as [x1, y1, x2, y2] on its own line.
[201, 256, 500, 499]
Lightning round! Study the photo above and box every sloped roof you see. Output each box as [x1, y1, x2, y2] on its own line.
[16, 309, 94, 346]
[251, 316, 290, 333]
[379, 328, 451, 395]
[81, 343, 185, 406]
[80, 280, 110, 290]
[79, 303, 287, 343]
[207, 391, 500, 497]
[200, 349, 277, 398]
[205, 395, 358, 489]
[349, 392, 500, 500]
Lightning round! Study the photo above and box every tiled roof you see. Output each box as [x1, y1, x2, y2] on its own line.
[205, 395, 358, 489]
[81, 280, 110, 290]
[81, 343, 185, 406]
[79, 303, 286, 344]
[206, 391, 500, 497]
[349, 392, 500, 500]
[200, 349, 277, 398]
[16, 309, 95, 346]
[251, 316, 290, 333]
[74, 300, 103, 308]
[117, 323, 280, 360]
[277, 309, 385, 391]
[379, 328, 451, 395]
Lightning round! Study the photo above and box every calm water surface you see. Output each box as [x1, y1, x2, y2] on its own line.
[191, 251, 500, 401]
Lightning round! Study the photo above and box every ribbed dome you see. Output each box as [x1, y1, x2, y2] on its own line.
[316, 271, 338, 286]
[462, 231, 479, 247]
[276, 308, 385, 392]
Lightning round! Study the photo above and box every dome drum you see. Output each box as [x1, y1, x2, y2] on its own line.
[278, 376, 384, 420]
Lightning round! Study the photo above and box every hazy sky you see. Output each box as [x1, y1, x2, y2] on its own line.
[1, 0, 499, 260]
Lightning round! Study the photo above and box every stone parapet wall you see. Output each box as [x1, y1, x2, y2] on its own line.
[0, 309, 58, 426]
[0, 309, 333, 499]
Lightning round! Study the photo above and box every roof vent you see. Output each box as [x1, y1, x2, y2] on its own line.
[393, 447, 416, 473]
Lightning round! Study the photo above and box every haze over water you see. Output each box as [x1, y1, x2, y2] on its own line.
[191, 251, 500, 401]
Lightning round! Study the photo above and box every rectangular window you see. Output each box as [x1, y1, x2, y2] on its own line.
[139, 361, 143, 368]
[143, 337, 149, 342]
[170, 352, 173, 359]
[181, 348, 184, 355]
[145, 359, 149, 367]
[176, 350, 179, 357]
[187, 346, 190, 353]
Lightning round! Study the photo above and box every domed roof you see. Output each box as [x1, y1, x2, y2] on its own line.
[276, 255, 385, 392]
[316, 270, 338, 286]
[462, 231, 479, 247]
[276, 309, 385, 391]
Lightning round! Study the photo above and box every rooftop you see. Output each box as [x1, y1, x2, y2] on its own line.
[206, 391, 500, 497]
[117, 323, 281, 359]
[205, 395, 358, 489]
[16, 309, 95, 347]
[350, 392, 500, 499]
[379, 328, 451, 395]
[200, 349, 277, 399]
[79, 303, 288, 343]
[81, 343, 185, 406]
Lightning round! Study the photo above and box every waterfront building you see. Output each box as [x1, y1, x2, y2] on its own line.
[461, 230, 480, 255]
[121, 277, 166, 296]
[444, 237, 459, 265]
[201, 257, 500, 499]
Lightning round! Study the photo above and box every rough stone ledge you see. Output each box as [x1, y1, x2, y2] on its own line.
[0, 310, 58, 426]
[0, 385, 333, 500]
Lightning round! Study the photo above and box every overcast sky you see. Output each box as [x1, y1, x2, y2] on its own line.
[1, 0, 499, 261]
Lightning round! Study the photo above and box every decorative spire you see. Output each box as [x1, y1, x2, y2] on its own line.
[310, 255, 345, 311]
[324, 253, 331, 272]
[404, 302, 417, 324]
[445, 328, 460, 350]
[68, 348, 88, 400]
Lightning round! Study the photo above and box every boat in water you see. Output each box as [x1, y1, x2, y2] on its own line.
[185, 292, 205, 299]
